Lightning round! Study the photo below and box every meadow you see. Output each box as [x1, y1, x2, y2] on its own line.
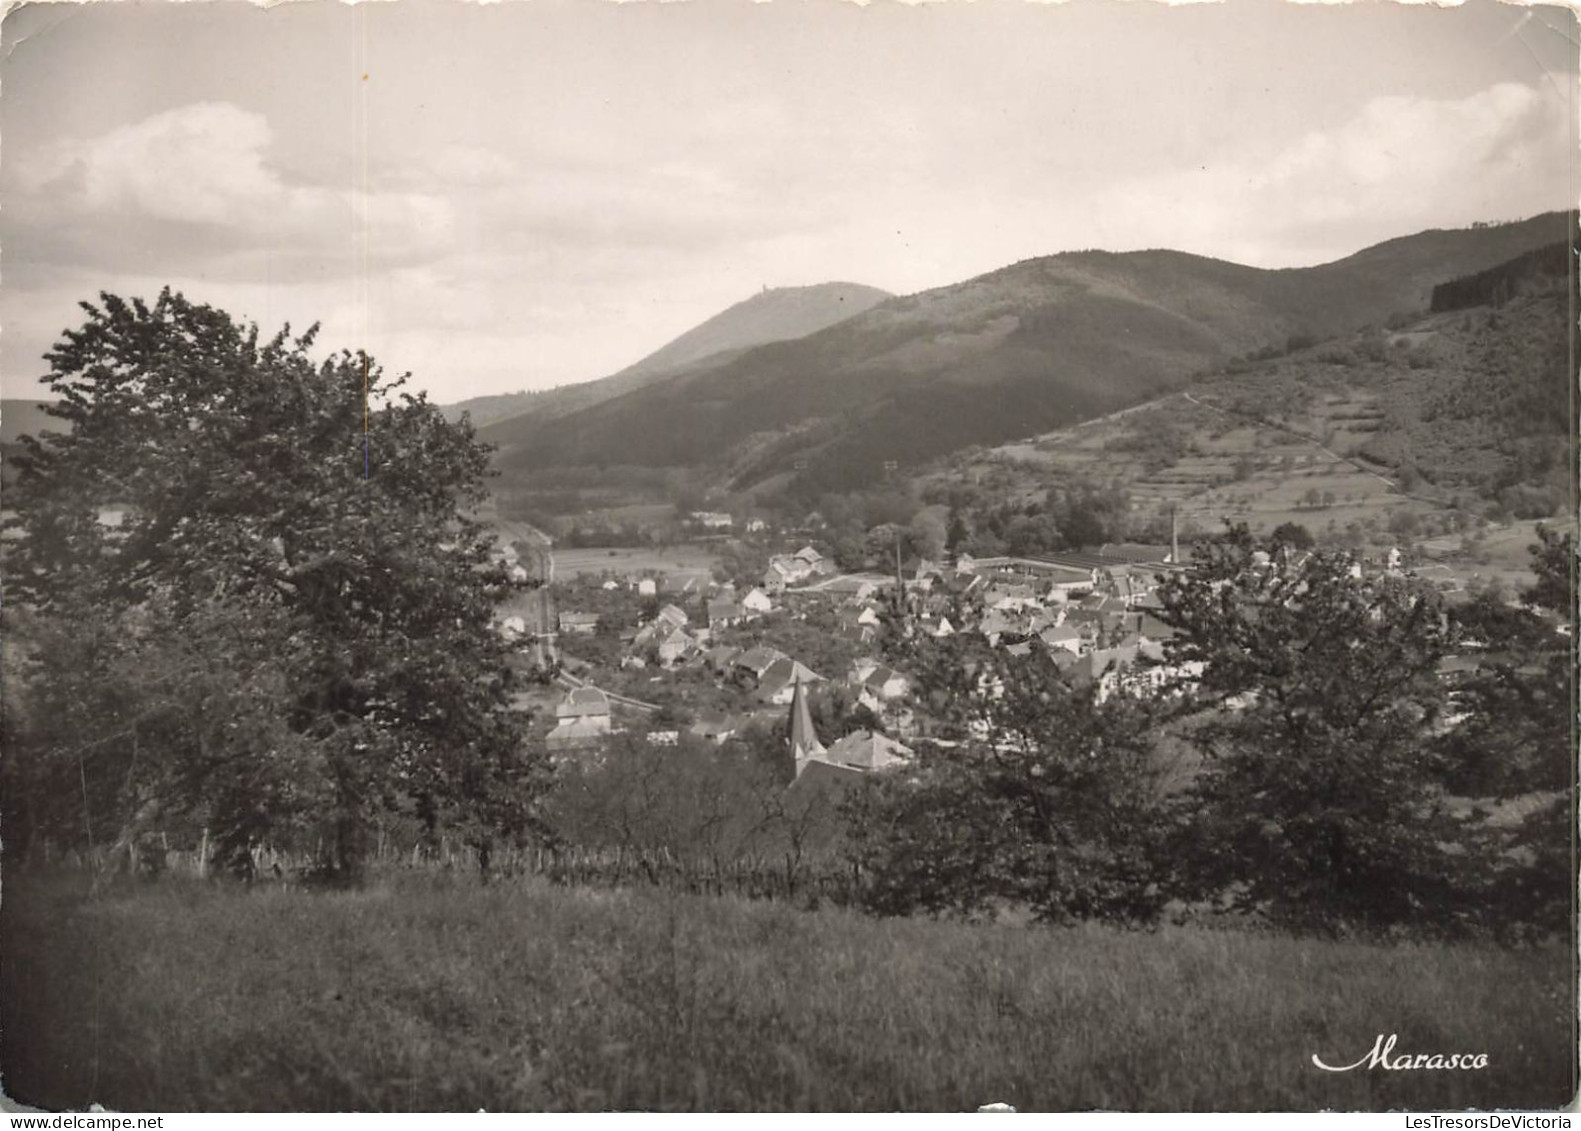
[551, 544, 722, 583]
[2, 870, 1573, 1113]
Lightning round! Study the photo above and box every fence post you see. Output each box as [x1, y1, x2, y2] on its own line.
[198, 827, 209, 878]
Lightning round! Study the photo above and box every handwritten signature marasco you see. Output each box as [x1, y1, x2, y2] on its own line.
[1313, 1034, 1490, 1073]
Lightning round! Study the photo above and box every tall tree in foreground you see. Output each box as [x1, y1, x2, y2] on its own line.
[2, 290, 544, 880]
[1155, 528, 1483, 936]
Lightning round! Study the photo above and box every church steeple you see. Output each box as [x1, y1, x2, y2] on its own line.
[788, 674, 824, 778]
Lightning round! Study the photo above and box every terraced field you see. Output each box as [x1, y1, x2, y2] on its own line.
[985, 386, 1438, 540]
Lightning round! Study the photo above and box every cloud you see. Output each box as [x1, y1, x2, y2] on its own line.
[1107, 82, 1572, 266]
[9, 102, 456, 280]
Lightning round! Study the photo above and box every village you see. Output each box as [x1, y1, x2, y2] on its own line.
[483, 510, 1233, 783]
[477, 491, 1550, 802]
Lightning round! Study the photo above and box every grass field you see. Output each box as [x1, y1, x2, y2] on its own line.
[551, 544, 722, 583]
[2, 871, 1573, 1112]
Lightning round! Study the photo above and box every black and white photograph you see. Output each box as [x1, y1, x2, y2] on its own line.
[0, 0, 1576, 1114]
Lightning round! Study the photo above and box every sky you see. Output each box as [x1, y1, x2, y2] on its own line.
[2, 0, 1575, 404]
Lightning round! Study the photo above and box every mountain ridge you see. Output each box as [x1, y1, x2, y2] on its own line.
[484, 212, 1574, 495]
[440, 281, 891, 427]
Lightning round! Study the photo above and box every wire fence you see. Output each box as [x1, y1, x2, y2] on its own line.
[25, 832, 869, 908]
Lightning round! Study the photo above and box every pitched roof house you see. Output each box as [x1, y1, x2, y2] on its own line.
[547, 686, 613, 754]
[759, 657, 825, 705]
[657, 626, 696, 666]
[703, 644, 741, 673]
[734, 646, 784, 680]
[689, 710, 751, 744]
[862, 665, 909, 701]
[557, 685, 612, 721]
[763, 558, 800, 592]
[558, 611, 600, 635]
[1040, 622, 1083, 655]
[707, 599, 744, 628]
[821, 729, 913, 773]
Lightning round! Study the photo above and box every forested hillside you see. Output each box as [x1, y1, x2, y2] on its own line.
[483, 213, 1572, 498]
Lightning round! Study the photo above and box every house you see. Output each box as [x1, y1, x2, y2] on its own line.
[856, 605, 882, 628]
[849, 657, 880, 683]
[740, 588, 774, 616]
[656, 626, 696, 666]
[703, 644, 741, 674]
[1071, 643, 1199, 703]
[632, 606, 690, 651]
[763, 547, 831, 589]
[745, 517, 768, 533]
[655, 604, 690, 630]
[662, 574, 704, 597]
[546, 686, 613, 754]
[1048, 648, 1083, 675]
[1045, 578, 1093, 603]
[758, 658, 826, 705]
[862, 665, 909, 702]
[762, 558, 799, 593]
[1024, 608, 1059, 635]
[690, 511, 734, 530]
[636, 578, 658, 597]
[858, 665, 910, 718]
[556, 684, 613, 724]
[821, 729, 913, 773]
[689, 709, 751, 744]
[986, 583, 1038, 611]
[707, 599, 744, 629]
[646, 730, 680, 746]
[979, 608, 1020, 645]
[557, 611, 600, 635]
[733, 646, 785, 681]
[1040, 622, 1083, 655]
